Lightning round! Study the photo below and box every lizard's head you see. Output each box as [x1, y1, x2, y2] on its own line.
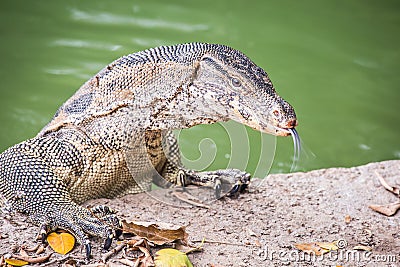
[190, 44, 297, 137]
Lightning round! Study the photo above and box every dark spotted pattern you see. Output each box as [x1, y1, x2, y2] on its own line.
[64, 93, 93, 115]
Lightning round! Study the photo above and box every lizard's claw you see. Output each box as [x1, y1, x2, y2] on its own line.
[184, 169, 251, 199]
[226, 178, 249, 198]
[103, 229, 114, 250]
[39, 224, 48, 243]
[85, 241, 92, 260]
[32, 203, 121, 259]
[89, 204, 123, 250]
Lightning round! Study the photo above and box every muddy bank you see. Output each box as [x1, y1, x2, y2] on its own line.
[1, 160, 399, 266]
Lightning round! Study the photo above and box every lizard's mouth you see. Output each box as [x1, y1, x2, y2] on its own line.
[274, 118, 298, 136]
[255, 119, 298, 137]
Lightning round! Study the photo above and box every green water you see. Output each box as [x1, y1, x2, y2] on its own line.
[0, 0, 399, 176]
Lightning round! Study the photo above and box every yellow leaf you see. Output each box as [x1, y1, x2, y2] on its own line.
[4, 258, 29, 266]
[154, 248, 193, 267]
[47, 232, 75, 255]
[316, 241, 339, 251]
[294, 241, 339, 256]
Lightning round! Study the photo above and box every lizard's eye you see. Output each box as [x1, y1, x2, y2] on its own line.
[231, 77, 242, 87]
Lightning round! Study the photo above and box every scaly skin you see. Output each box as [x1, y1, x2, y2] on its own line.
[0, 43, 297, 258]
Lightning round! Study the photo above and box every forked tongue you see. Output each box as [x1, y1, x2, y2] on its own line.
[288, 128, 301, 172]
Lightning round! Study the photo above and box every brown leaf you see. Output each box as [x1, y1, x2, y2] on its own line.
[344, 214, 351, 224]
[63, 259, 77, 267]
[36, 244, 45, 254]
[19, 249, 28, 258]
[122, 220, 188, 245]
[294, 241, 338, 256]
[47, 232, 75, 255]
[23, 244, 39, 252]
[353, 245, 372, 251]
[138, 246, 155, 267]
[118, 258, 136, 267]
[13, 253, 52, 264]
[369, 202, 400, 216]
[4, 258, 28, 266]
[247, 228, 258, 237]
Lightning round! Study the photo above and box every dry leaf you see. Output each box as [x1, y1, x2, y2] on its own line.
[23, 244, 39, 253]
[47, 232, 75, 255]
[138, 246, 155, 267]
[294, 241, 338, 256]
[369, 203, 400, 216]
[154, 248, 193, 267]
[122, 220, 188, 245]
[12, 252, 52, 264]
[119, 258, 135, 266]
[375, 171, 400, 196]
[63, 259, 77, 267]
[247, 228, 258, 237]
[317, 241, 339, 251]
[19, 249, 28, 258]
[36, 244, 45, 254]
[353, 245, 372, 251]
[4, 258, 29, 266]
[344, 214, 351, 224]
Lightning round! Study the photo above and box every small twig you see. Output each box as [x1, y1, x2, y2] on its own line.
[126, 238, 145, 247]
[23, 244, 40, 252]
[101, 242, 126, 262]
[375, 171, 400, 197]
[42, 255, 73, 266]
[191, 239, 255, 247]
[184, 238, 205, 254]
[171, 191, 210, 209]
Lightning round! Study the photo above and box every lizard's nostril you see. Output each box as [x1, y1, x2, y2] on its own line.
[287, 119, 297, 128]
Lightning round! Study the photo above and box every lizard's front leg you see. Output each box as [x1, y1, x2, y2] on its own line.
[159, 162, 251, 198]
[183, 169, 251, 198]
[159, 131, 251, 198]
[0, 144, 117, 259]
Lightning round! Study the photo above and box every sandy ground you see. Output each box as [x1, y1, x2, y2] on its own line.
[1, 160, 399, 267]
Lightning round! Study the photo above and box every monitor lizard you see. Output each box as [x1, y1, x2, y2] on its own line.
[0, 43, 297, 258]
